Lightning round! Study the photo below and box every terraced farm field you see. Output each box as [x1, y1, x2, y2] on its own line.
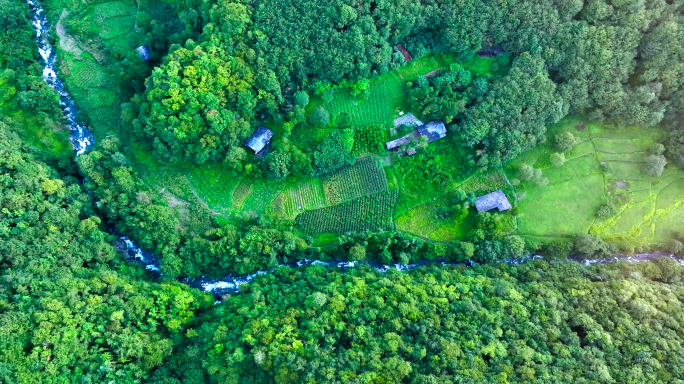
[322, 158, 388, 205]
[507, 118, 684, 250]
[275, 178, 327, 220]
[305, 54, 460, 129]
[296, 190, 399, 235]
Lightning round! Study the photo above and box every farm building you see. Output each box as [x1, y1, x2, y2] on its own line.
[244, 126, 274, 156]
[136, 46, 152, 62]
[393, 113, 423, 128]
[417, 121, 447, 143]
[477, 47, 505, 57]
[386, 136, 410, 150]
[385, 120, 447, 153]
[475, 190, 512, 212]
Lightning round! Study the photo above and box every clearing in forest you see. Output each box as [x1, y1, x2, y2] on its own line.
[508, 118, 684, 249]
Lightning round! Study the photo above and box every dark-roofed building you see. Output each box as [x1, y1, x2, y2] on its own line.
[386, 136, 410, 150]
[385, 119, 447, 155]
[417, 121, 447, 143]
[475, 190, 512, 212]
[393, 113, 423, 128]
[137, 46, 152, 62]
[244, 126, 274, 155]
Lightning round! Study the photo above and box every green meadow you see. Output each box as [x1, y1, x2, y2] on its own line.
[507, 118, 684, 251]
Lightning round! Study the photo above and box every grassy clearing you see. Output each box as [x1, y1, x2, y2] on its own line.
[394, 197, 472, 242]
[241, 179, 285, 213]
[392, 138, 473, 217]
[508, 117, 684, 248]
[185, 166, 243, 215]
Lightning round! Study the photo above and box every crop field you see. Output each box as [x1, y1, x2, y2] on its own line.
[507, 117, 684, 249]
[322, 158, 388, 205]
[275, 178, 327, 220]
[58, 44, 121, 139]
[241, 179, 285, 213]
[296, 190, 399, 235]
[53, 0, 143, 140]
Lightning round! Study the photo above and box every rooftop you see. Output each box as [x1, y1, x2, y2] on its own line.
[393, 113, 423, 128]
[385, 119, 447, 151]
[417, 121, 447, 143]
[244, 126, 274, 155]
[475, 190, 512, 212]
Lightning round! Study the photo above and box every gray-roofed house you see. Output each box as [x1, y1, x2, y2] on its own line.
[385, 119, 447, 154]
[417, 121, 447, 143]
[244, 126, 274, 156]
[137, 46, 152, 62]
[393, 113, 423, 128]
[385, 136, 410, 150]
[475, 190, 512, 212]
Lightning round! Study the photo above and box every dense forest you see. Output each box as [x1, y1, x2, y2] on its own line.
[127, 0, 684, 167]
[4, 0, 684, 382]
[156, 260, 684, 384]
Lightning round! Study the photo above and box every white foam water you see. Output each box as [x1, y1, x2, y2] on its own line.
[26, 0, 93, 155]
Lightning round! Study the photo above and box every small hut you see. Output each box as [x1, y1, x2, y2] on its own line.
[386, 136, 410, 151]
[475, 190, 512, 212]
[137, 46, 152, 62]
[244, 126, 274, 156]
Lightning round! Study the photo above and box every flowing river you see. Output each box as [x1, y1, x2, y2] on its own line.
[26, 0, 684, 298]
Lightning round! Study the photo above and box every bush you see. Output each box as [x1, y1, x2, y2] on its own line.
[553, 131, 576, 152]
[573, 234, 619, 260]
[666, 130, 684, 167]
[550, 152, 565, 167]
[649, 143, 665, 156]
[294, 90, 309, 107]
[310, 106, 330, 126]
[517, 164, 534, 181]
[669, 239, 683, 256]
[643, 154, 666, 176]
[596, 199, 617, 219]
[266, 150, 292, 179]
[313, 130, 355, 175]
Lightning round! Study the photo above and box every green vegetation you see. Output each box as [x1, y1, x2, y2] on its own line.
[0, 0, 70, 165]
[0, 117, 212, 382]
[296, 189, 398, 235]
[163, 259, 684, 384]
[321, 157, 388, 205]
[507, 118, 684, 252]
[10, 0, 684, 382]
